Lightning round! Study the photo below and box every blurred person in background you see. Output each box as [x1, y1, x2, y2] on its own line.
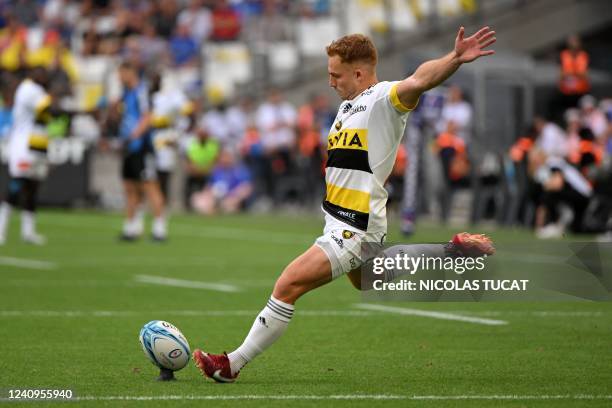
[568, 127, 603, 180]
[177, 0, 212, 46]
[169, 23, 199, 68]
[255, 88, 297, 201]
[433, 120, 469, 223]
[183, 123, 220, 211]
[0, 67, 52, 245]
[210, 0, 241, 42]
[508, 125, 537, 226]
[149, 71, 195, 204]
[114, 62, 166, 241]
[191, 148, 253, 215]
[558, 35, 590, 106]
[530, 149, 592, 239]
[437, 85, 472, 143]
[578, 95, 607, 141]
[226, 95, 256, 151]
[533, 116, 568, 159]
[296, 92, 329, 204]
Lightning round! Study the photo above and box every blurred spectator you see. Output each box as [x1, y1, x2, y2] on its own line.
[0, 15, 27, 71]
[10, 0, 39, 27]
[191, 148, 253, 214]
[177, 0, 212, 45]
[508, 126, 538, 226]
[139, 22, 168, 66]
[255, 88, 296, 200]
[296, 92, 328, 202]
[151, 0, 178, 38]
[183, 125, 220, 210]
[169, 24, 198, 67]
[579, 95, 608, 140]
[26, 31, 78, 92]
[531, 150, 592, 238]
[433, 120, 469, 223]
[200, 99, 232, 144]
[42, 0, 80, 41]
[438, 85, 472, 143]
[568, 127, 603, 179]
[247, 0, 293, 43]
[210, 0, 241, 42]
[533, 116, 568, 159]
[226, 95, 256, 150]
[558, 35, 590, 99]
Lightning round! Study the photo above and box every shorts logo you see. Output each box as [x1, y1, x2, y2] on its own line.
[342, 230, 355, 239]
[331, 233, 344, 249]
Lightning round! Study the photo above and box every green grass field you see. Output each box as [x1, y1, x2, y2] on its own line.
[1, 210, 611, 407]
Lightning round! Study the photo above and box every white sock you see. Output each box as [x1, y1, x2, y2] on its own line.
[0, 202, 11, 239]
[152, 215, 167, 237]
[21, 211, 36, 237]
[227, 296, 294, 375]
[133, 207, 145, 235]
[122, 217, 135, 235]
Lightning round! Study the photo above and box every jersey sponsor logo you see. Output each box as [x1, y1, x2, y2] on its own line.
[342, 103, 353, 113]
[322, 201, 369, 231]
[338, 210, 356, 219]
[348, 104, 367, 115]
[327, 129, 368, 151]
[330, 233, 344, 248]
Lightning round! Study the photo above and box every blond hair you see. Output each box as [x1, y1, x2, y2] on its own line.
[326, 34, 377, 66]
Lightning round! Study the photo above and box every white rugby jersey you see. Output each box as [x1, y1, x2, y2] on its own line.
[8, 79, 51, 177]
[322, 81, 413, 233]
[151, 89, 193, 170]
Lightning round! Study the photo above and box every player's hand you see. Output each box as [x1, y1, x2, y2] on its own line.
[454, 26, 496, 63]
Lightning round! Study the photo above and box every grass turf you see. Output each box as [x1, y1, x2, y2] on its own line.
[1, 210, 611, 407]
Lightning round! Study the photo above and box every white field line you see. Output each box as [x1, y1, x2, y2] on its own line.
[134, 274, 240, 293]
[0, 310, 376, 318]
[0, 256, 57, 270]
[355, 304, 508, 326]
[51, 394, 612, 402]
[0, 308, 605, 319]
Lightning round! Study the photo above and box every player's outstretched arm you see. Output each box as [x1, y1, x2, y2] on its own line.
[396, 26, 496, 109]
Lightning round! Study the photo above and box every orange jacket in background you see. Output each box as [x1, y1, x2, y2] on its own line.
[559, 49, 590, 95]
[509, 137, 534, 162]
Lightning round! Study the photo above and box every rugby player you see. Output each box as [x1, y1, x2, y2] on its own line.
[0, 67, 54, 245]
[194, 26, 496, 382]
[115, 62, 166, 241]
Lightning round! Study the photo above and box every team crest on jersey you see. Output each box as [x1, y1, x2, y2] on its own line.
[335, 121, 342, 130]
[342, 230, 355, 239]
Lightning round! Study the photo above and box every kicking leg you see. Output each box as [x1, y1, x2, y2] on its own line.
[347, 233, 494, 290]
[193, 245, 332, 382]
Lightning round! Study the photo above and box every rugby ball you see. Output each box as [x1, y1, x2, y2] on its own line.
[139, 320, 191, 371]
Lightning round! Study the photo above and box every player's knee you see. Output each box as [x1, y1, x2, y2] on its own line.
[272, 274, 303, 304]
